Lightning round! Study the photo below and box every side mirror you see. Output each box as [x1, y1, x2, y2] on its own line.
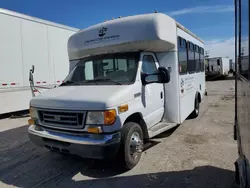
[158, 67, 170, 83]
[142, 67, 170, 85]
[29, 65, 35, 82]
[30, 65, 35, 73]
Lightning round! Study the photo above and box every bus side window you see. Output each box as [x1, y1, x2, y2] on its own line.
[178, 37, 188, 74]
[195, 45, 200, 72]
[187, 42, 195, 73]
[200, 48, 205, 72]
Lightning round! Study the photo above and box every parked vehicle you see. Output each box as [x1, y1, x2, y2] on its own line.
[0, 8, 79, 114]
[205, 57, 230, 77]
[28, 12, 206, 169]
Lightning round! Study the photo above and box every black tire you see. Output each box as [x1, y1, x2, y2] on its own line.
[234, 161, 240, 185]
[189, 96, 200, 119]
[118, 122, 143, 170]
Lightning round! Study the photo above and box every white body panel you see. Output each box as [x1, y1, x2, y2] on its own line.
[0, 8, 79, 114]
[221, 57, 230, 75]
[0, 88, 49, 113]
[156, 52, 180, 123]
[177, 28, 205, 123]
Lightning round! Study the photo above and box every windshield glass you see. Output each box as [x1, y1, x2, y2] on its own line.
[62, 52, 139, 86]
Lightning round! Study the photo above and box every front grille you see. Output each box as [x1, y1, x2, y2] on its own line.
[38, 110, 85, 129]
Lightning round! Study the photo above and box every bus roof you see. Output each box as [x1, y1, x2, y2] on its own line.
[0, 8, 79, 32]
[176, 22, 204, 43]
[68, 13, 203, 60]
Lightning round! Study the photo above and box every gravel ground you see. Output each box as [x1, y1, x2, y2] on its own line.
[0, 79, 238, 188]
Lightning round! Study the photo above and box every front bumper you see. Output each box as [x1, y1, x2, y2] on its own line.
[28, 125, 121, 159]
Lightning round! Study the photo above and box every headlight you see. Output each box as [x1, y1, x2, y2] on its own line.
[29, 107, 38, 119]
[86, 109, 116, 125]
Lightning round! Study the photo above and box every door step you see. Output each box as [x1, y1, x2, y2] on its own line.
[148, 122, 178, 138]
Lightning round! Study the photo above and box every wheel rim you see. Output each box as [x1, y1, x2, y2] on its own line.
[195, 99, 199, 114]
[129, 132, 143, 160]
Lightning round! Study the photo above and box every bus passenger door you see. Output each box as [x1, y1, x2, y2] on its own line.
[140, 53, 164, 128]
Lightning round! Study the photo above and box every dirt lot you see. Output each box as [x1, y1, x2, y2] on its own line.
[0, 80, 238, 188]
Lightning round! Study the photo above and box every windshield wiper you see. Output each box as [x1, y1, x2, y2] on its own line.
[85, 78, 122, 85]
[60, 80, 76, 86]
[61, 79, 123, 86]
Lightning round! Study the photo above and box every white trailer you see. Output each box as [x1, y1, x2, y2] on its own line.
[28, 13, 205, 169]
[0, 8, 79, 114]
[205, 57, 230, 77]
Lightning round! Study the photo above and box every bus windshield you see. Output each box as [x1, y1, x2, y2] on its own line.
[62, 53, 139, 86]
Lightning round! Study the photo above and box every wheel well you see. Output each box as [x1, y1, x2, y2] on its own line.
[124, 113, 149, 139]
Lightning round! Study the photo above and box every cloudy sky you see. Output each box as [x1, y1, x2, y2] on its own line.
[2, 0, 235, 59]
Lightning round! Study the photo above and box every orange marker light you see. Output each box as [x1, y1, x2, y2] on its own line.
[118, 104, 129, 114]
[28, 119, 35, 125]
[87, 126, 102, 134]
[104, 109, 116, 125]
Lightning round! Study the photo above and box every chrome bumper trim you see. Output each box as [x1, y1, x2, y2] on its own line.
[28, 125, 120, 145]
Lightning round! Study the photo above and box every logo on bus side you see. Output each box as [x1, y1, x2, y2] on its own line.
[99, 27, 107, 37]
[181, 78, 184, 93]
[180, 78, 184, 87]
[84, 27, 120, 44]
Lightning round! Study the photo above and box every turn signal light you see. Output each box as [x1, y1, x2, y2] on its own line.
[87, 126, 102, 134]
[118, 104, 129, 113]
[104, 109, 116, 125]
[28, 119, 35, 125]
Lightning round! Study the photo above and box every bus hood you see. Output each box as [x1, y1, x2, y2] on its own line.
[30, 84, 140, 110]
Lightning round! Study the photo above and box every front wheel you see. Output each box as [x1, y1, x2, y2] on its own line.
[118, 122, 143, 170]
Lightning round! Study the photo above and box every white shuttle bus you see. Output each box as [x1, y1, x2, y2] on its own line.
[28, 13, 205, 169]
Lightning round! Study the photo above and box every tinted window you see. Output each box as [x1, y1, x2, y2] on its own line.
[195, 45, 200, 72]
[238, 0, 249, 79]
[142, 55, 157, 74]
[142, 55, 158, 81]
[178, 37, 188, 74]
[200, 48, 205, 72]
[187, 42, 196, 73]
[64, 53, 139, 85]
